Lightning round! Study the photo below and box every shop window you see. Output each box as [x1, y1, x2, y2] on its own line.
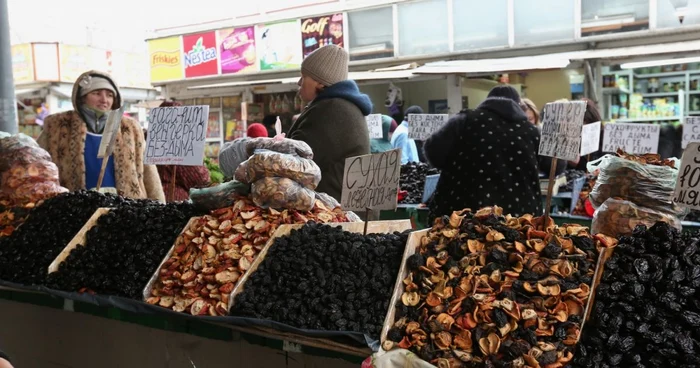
[514, 0, 575, 45]
[398, 0, 449, 56]
[348, 7, 395, 61]
[582, 0, 649, 36]
[657, 0, 700, 29]
[453, 0, 508, 51]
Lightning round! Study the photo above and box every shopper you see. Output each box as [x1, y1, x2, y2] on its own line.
[424, 85, 542, 221]
[246, 123, 269, 138]
[568, 98, 603, 171]
[521, 98, 541, 127]
[38, 70, 165, 202]
[391, 105, 421, 164]
[288, 45, 372, 201]
[0, 351, 12, 368]
[262, 115, 277, 137]
[370, 115, 396, 154]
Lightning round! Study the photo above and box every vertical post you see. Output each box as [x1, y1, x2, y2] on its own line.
[170, 166, 178, 202]
[363, 207, 371, 235]
[0, 0, 18, 134]
[544, 158, 559, 222]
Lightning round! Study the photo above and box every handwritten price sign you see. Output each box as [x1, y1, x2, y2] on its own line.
[538, 101, 586, 161]
[144, 106, 209, 165]
[341, 149, 401, 211]
[673, 142, 700, 210]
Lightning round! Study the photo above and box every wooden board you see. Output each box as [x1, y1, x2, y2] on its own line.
[229, 220, 413, 313]
[47, 207, 112, 274]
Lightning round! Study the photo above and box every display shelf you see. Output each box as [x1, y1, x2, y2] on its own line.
[689, 91, 700, 95]
[689, 111, 700, 115]
[634, 71, 687, 79]
[614, 116, 682, 122]
[640, 92, 683, 98]
[602, 87, 630, 94]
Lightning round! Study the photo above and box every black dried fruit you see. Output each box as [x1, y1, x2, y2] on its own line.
[398, 162, 440, 204]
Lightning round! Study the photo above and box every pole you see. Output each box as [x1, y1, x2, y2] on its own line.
[0, 0, 18, 134]
[543, 158, 558, 223]
[170, 166, 177, 202]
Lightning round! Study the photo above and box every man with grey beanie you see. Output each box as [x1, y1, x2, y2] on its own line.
[288, 45, 372, 202]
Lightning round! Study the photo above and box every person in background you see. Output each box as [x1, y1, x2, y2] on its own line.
[389, 119, 398, 142]
[154, 101, 210, 202]
[521, 98, 541, 128]
[262, 115, 277, 137]
[424, 85, 542, 222]
[568, 98, 603, 171]
[370, 115, 396, 153]
[38, 70, 165, 202]
[391, 105, 421, 164]
[246, 123, 269, 138]
[0, 349, 13, 368]
[288, 45, 372, 202]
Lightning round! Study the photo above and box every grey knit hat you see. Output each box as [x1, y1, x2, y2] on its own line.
[301, 45, 349, 87]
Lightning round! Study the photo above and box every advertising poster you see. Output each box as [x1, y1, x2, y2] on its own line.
[217, 26, 257, 74]
[256, 21, 303, 71]
[148, 36, 184, 83]
[183, 32, 219, 78]
[11, 44, 34, 83]
[32, 43, 60, 82]
[59, 45, 109, 83]
[301, 13, 344, 58]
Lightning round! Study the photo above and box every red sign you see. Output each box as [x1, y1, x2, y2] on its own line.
[182, 32, 218, 78]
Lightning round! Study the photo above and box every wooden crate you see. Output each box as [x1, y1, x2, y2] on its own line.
[229, 220, 413, 312]
[379, 228, 616, 350]
[47, 207, 112, 274]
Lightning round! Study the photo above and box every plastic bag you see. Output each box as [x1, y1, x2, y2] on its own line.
[245, 137, 314, 159]
[587, 154, 687, 217]
[235, 150, 321, 189]
[189, 180, 251, 211]
[251, 177, 315, 212]
[592, 198, 681, 238]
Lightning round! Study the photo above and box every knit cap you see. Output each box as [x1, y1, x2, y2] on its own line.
[79, 75, 116, 97]
[301, 45, 348, 87]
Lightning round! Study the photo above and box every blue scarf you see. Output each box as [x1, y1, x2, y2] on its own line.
[314, 80, 373, 116]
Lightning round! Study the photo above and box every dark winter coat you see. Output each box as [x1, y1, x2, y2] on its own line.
[424, 97, 542, 222]
[288, 80, 372, 202]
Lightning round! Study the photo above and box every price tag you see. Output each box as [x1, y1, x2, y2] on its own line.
[97, 106, 126, 158]
[683, 117, 700, 149]
[408, 114, 448, 140]
[422, 174, 440, 203]
[144, 105, 209, 165]
[674, 142, 700, 210]
[602, 122, 660, 154]
[341, 149, 401, 211]
[538, 101, 587, 161]
[366, 114, 383, 139]
[580, 121, 601, 156]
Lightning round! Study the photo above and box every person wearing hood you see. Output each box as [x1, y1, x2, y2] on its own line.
[38, 70, 165, 202]
[391, 105, 421, 164]
[288, 45, 372, 202]
[371, 115, 396, 153]
[424, 85, 542, 222]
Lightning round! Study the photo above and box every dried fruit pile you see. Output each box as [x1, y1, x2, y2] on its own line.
[0, 205, 32, 237]
[384, 207, 611, 367]
[574, 223, 700, 367]
[231, 223, 408, 339]
[0, 191, 147, 285]
[45, 202, 198, 299]
[148, 197, 353, 316]
[399, 162, 440, 204]
[561, 170, 586, 192]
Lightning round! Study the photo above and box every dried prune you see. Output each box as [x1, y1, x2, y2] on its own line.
[398, 162, 439, 204]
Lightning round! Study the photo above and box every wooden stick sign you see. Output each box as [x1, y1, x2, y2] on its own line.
[538, 101, 587, 221]
[96, 106, 126, 191]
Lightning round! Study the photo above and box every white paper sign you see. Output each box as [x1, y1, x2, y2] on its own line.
[673, 142, 700, 210]
[580, 121, 601, 156]
[144, 105, 209, 165]
[683, 117, 700, 149]
[366, 114, 383, 139]
[98, 106, 126, 158]
[602, 123, 660, 154]
[408, 114, 448, 140]
[538, 101, 587, 161]
[341, 149, 401, 211]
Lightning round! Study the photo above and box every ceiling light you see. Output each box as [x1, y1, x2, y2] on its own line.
[620, 56, 700, 69]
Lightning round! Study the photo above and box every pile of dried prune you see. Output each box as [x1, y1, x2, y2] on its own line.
[384, 207, 613, 367]
[561, 170, 586, 192]
[46, 202, 198, 299]
[0, 191, 148, 285]
[231, 222, 408, 339]
[574, 222, 700, 367]
[400, 162, 439, 204]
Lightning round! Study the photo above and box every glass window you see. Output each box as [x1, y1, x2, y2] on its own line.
[658, 0, 700, 29]
[348, 7, 394, 61]
[514, 0, 575, 45]
[582, 0, 649, 36]
[453, 0, 508, 51]
[398, 0, 449, 56]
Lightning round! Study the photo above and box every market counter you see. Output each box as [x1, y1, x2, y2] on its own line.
[0, 287, 367, 368]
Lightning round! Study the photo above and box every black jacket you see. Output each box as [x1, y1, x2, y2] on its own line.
[424, 97, 542, 222]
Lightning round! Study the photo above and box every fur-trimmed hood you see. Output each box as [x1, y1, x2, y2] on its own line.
[71, 70, 122, 111]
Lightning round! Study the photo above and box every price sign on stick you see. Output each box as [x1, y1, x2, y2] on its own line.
[602, 123, 660, 154]
[408, 114, 448, 140]
[144, 105, 209, 166]
[95, 106, 126, 191]
[366, 114, 383, 139]
[580, 121, 601, 156]
[683, 117, 700, 149]
[673, 142, 700, 210]
[341, 149, 402, 212]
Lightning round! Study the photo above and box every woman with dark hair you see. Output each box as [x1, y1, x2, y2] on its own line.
[567, 98, 603, 171]
[262, 115, 277, 138]
[424, 85, 542, 222]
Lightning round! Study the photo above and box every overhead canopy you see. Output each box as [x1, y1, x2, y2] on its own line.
[413, 56, 571, 75]
[15, 84, 49, 96]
